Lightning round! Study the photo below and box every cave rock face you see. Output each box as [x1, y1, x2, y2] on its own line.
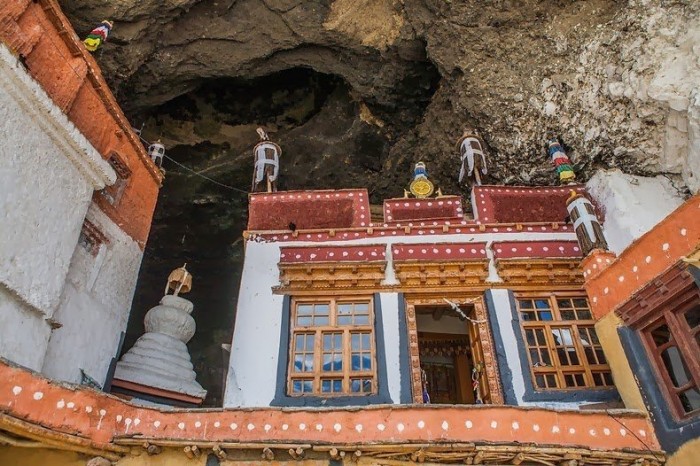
[61, 0, 699, 192]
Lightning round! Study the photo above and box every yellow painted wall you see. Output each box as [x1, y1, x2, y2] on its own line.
[666, 438, 700, 466]
[0, 446, 85, 466]
[117, 449, 206, 466]
[595, 313, 648, 412]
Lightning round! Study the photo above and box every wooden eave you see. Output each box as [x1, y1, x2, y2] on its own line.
[275, 260, 387, 292]
[393, 259, 489, 288]
[495, 258, 584, 287]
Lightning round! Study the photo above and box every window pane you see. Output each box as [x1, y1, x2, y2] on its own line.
[661, 346, 692, 388]
[338, 304, 352, 315]
[539, 310, 553, 321]
[521, 311, 536, 321]
[561, 310, 576, 321]
[679, 387, 700, 413]
[578, 309, 592, 320]
[546, 374, 557, 388]
[525, 329, 536, 346]
[573, 298, 589, 308]
[297, 316, 312, 326]
[519, 300, 534, 309]
[297, 304, 312, 315]
[535, 374, 546, 388]
[557, 299, 572, 309]
[535, 299, 550, 309]
[355, 315, 370, 325]
[685, 308, 700, 329]
[321, 379, 342, 393]
[351, 378, 372, 393]
[535, 329, 547, 345]
[650, 324, 672, 346]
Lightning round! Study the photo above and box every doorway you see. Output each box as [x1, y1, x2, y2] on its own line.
[405, 298, 497, 404]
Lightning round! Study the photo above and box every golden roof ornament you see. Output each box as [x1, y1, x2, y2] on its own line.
[165, 263, 192, 296]
[406, 162, 435, 199]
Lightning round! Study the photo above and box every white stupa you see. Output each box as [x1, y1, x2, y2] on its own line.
[112, 265, 206, 405]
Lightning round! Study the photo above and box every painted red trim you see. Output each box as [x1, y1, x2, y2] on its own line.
[491, 241, 582, 259]
[392, 243, 488, 261]
[280, 245, 386, 263]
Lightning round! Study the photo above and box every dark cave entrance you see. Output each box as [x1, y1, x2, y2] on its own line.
[124, 63, 441, 406]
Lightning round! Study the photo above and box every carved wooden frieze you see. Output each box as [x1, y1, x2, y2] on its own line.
[394, 260, 490, 288]
[495, 258, 584, 287]
[275, 262, 386, 292]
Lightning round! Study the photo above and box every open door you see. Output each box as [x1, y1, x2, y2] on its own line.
[415, 303, 490, 404]
[467, 306, 491, 404]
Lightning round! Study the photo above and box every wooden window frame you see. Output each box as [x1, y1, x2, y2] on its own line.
[639, 298, 700, 420]
[78, 219, 108, 256]
[101, 152, 131, 206]
[516, 291, 613, 391]
[288, 296, 377, 397]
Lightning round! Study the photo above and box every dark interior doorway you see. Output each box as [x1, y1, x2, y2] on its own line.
[416, 303, 487, 404]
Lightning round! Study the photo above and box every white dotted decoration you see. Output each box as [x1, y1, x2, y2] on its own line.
[397, 423, 405, 432]
[417, 421, 425, 429]
[299, 423, 306, 431]
[681, 228, 687, 236]
[265, 424, 272, 432]
[662, 243, 670, 251]
[603, 428, 610, 436]
[569, 428, 576, 434]
[230, 423, 238, 431]
[334, 423, 342, 433]
[512, 422, 519, 430]
[465, 420, 473, 429]
[116, 415, 123, 422]
[178, 422, 185, 430]
[490, 421, 498, 429]
[552, 426, 560, 433]
[247, 423, 255, 431]
[589, 429, 596, 436]
[153, 421, 161, 428]
[355, 424, 363, 433]
[646, 256, 652, 263]
[282, 424, 289, 431]
[33, 391, 43, 400]
[533, 424, 540, 432]
[214, 421, 220, 428]
[620, 428, 627, 436]
[195, 421, 202, 428]
[12, 386, 22, 395]
[441, 421, 449, 431]
[619, 275, 625, 282]
[56, 400, 65, 409]
[377, 423, 386, 431]
[316, 424, 323, 431]
[66, 402, 75, 409]
[639, 429, 647, 437]
[85, 406, 93, 413]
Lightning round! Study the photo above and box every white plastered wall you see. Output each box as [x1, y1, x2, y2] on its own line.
[0, 44, 114, 371]
[224, 229, 579, 407]
[586, 169, 684, 255]
[41, 204, 144, 385]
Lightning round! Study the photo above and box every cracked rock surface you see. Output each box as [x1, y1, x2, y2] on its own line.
[60, 0, 699, 405]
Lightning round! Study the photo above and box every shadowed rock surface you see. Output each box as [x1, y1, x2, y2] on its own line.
[59, 0, 699, 405]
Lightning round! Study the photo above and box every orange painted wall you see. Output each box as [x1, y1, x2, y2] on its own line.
[0, 0, 162, 248]
[585, 194, 700, 320]
[0, 360, 661, 452]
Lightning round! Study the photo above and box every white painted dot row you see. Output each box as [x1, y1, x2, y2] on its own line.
[586, 228, 689, 304]
[10, 386, 648, 439]
[267, 224, 570, 242]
